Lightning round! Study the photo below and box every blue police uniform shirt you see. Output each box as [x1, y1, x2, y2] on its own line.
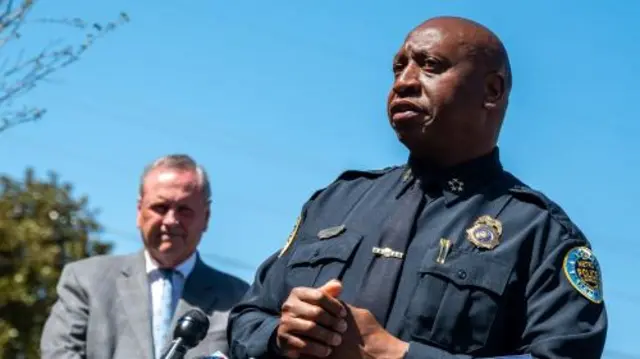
[227, 148, 607, 359]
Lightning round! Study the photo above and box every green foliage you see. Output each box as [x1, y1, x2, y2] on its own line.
[0, 168, 111, 359]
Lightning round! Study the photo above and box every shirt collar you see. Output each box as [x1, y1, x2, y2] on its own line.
[400, 147, 504, 206]
[144, 250, 198, 279]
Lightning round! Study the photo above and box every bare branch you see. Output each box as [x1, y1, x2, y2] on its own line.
[0, 0, 35, 49]
[0, 106, 44, 132]
[0, 0, 129, 133]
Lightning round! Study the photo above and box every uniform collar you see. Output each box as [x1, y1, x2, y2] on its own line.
[399, 147, 504, 206]
[144, 249, 198, 279]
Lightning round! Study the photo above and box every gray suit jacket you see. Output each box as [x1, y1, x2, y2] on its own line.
[40, 251, 250, 359]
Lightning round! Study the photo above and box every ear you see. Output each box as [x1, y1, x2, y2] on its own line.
[203, 203, 211, 232]
[483, 72, 505, 110]
[136, 196, 143, 229]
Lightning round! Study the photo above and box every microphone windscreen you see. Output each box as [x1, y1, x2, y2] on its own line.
[174, 309, 210, 348]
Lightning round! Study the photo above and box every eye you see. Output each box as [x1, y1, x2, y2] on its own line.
[415, 53, 446, 73]
[392, 56, 407, 75]
[177, 206, 194, 217]
[150, 204, 169, 215]
[423, 58, 445, 73]
[424, 58, 441, 70]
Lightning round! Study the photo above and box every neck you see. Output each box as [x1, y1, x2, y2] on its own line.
[409, 146, 497, 169]
[407, 147, 503, 197]
[147, 249, 196, 269]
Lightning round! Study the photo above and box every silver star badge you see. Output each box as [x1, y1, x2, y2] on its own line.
[447, 178, 464, 192]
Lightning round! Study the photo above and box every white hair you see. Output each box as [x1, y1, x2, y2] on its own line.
[139, 154, 211, 202]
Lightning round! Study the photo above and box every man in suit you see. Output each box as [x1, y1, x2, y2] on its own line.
[40, 154, 249, 359]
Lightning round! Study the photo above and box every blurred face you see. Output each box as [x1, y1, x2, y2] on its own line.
[387, 22, 488, 160]
[137, 167, 209, 268]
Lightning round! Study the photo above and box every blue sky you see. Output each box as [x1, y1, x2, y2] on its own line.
[2, 0, 638, 357]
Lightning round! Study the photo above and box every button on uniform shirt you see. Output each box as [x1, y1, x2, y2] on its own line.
[227, 148, 607, 359]
[145, 251, 197, 356]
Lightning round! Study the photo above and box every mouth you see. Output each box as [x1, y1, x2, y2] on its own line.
[389, 100, 429, 124]
[160, 233, 183, 241]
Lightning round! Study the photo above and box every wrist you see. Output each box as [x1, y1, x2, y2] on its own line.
[364, 332, 409, 359]
[390, 339, 410, 359]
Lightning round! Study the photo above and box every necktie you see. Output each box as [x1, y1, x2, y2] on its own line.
[352, 181, 425, 326]
[154, 268, 177, 359]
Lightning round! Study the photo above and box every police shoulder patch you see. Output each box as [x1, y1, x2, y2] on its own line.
[563, 246, 603, 303]
[279, 215, 302, 257]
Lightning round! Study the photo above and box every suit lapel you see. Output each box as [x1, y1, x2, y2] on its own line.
[169, 256, 219, 334]
[117, 252, 154, 359]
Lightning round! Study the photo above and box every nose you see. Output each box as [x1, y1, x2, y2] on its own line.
[393, 63, 421, 98]
[162, 209, 179, 226]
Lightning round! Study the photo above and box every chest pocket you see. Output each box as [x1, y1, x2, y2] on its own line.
[404, 252, 512, 354]
[286, 231, 363, 289]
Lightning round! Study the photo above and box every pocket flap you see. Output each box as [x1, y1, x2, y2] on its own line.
[419, 253, 512, 295]
[288, 231, 363, 266]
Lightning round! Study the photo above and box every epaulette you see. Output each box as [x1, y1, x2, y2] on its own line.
[306, 166, 401, 203]
[334, 165, 401, 182]
[509, 184, 581, 238]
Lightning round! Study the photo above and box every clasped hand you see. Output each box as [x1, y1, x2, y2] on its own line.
[275, 280, 408, 359]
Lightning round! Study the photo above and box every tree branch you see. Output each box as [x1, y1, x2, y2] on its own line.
[0, 0, 129, 134]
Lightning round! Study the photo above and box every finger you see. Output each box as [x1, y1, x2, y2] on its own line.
[279, 332, 333, 358]
[291, 287, 346, 318]
[283, 316, 343, 346]
[284, 298, 347, 332]
[318, 279, 343, 298]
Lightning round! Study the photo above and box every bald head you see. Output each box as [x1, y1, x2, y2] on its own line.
[387, 16, 513, 165]
[412, 16, 512, 95]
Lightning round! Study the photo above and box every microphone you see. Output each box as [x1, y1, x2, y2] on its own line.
[160, 309, 210, 359]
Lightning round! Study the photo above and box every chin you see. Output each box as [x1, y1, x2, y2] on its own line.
[156, 243, 184, 259]
[154, 250, 185, 267]
[394, 129, 430, 154]
[393, 131, 417, 152]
